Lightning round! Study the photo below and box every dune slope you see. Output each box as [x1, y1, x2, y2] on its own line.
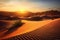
[5, 19, 60, 40]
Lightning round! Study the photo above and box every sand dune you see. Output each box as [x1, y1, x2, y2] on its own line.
[4, 18, 60, 40]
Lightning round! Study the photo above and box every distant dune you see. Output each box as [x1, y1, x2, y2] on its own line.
[4, 18, 60, 40]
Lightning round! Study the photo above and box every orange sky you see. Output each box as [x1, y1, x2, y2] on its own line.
[0, 0, 60, 12]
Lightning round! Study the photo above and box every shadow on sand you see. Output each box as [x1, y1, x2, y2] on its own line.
[2, 21, 24, 37]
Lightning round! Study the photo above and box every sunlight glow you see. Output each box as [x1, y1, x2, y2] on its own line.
[19, 9, 27, 14]
[17, 9, 29, 17]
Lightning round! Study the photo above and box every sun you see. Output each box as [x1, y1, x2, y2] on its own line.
[17, 9, 28, 17]
[19, 9, 27, 14]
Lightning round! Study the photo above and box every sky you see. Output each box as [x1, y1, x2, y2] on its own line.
[0, 0, 60, 12]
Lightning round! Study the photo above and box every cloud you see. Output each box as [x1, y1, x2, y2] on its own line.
[0, 0, 10, 2]
[0, 1, 39, 11]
